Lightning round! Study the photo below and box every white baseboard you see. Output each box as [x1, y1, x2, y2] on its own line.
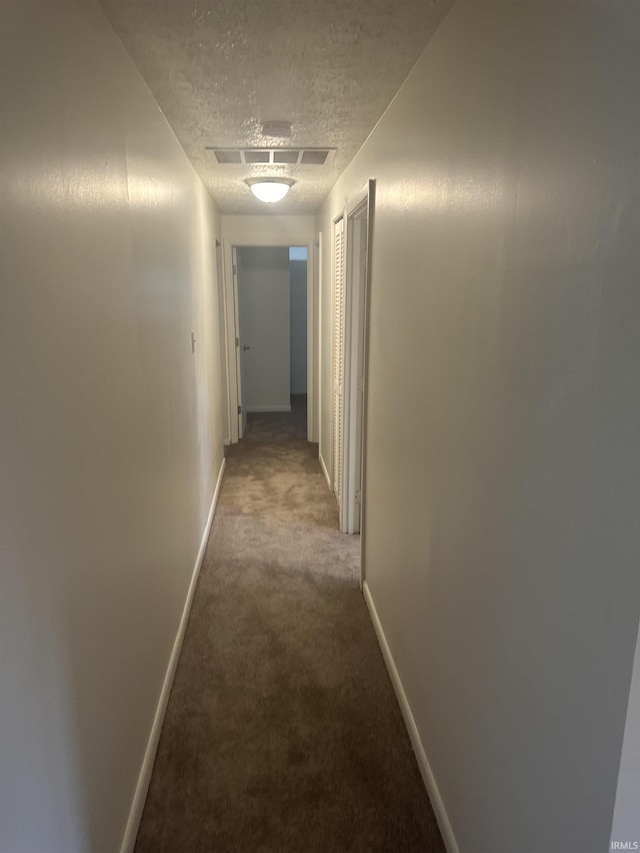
[318, 451, 331, 491]
[246, 405, 292, 413]
[120, 457, 226, 853]
[362, 581, 460, 853]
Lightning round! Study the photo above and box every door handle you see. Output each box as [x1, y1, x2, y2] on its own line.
[242, 345, 251, 351]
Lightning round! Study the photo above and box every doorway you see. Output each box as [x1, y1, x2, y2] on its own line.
[215, 239, 230, 444]
[233, 246, 309, 440]
[332, 180, 375, 539]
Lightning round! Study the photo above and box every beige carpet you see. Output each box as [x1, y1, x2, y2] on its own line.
[134, 398, 445, 852]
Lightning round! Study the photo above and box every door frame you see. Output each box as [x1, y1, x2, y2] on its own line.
[330, 213, 345, 509]
[223, 239, 316, 443]
[231, 247, 247, 438]
[215, 239, 232, 445]
[337, 181, 375, 576]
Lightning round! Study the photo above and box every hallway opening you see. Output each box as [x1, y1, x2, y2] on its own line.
[224, 237, 316, 446]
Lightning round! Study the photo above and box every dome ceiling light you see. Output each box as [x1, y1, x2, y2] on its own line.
[245, 178, 295, 204]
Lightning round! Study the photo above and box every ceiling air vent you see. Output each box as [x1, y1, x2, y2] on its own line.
[207, 148, 335, 167]
[212, 150, 242, 164]
[273, 150, 300, 164]
[244, 150, 270, 164]
[300, 150, 329, 165]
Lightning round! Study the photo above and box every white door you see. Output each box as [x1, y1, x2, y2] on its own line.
[215, 240, 230, 442]
[232, 248, 247, 437]
[236, 247, 291, 419]
[345, 204, 369, 533]
[341, 179, 375, 539]
[332, 217, 345, 511]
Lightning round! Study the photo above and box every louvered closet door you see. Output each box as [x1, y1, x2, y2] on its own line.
[333, 217, 345, 510]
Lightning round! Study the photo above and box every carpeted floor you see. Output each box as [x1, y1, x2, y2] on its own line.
[134, 397, 445, 852]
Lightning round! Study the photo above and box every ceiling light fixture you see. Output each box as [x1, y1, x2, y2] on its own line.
[245, 178, 294, 203]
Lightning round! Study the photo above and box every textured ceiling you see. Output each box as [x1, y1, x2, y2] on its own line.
[99, 0, 453, 214]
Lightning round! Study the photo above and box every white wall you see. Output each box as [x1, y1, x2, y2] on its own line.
[0, 2, 225, 851]
[289, 259, 308, 395]
[237, 247, 291, 411]
[317, 4, 640, 852]
[222, 215, 315, 248]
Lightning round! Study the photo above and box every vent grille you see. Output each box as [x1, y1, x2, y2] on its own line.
[213, 150, 242, 164]
[301, 150, 329, 165]
[273, 150, 299, 164]
[244, 150, 270, 164]
[207, 148, 334, 167]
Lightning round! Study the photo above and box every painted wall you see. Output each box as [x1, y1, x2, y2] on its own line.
[236, 247, 291, 412]
[0, 2, 225, 851]
[317, 4, 640, 852]
[221, 215, 315, 248]
[290, 259, 308, 395]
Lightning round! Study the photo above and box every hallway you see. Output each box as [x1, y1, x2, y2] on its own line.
[3, 3, 639, 852]
[134, 402, 443, 852]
